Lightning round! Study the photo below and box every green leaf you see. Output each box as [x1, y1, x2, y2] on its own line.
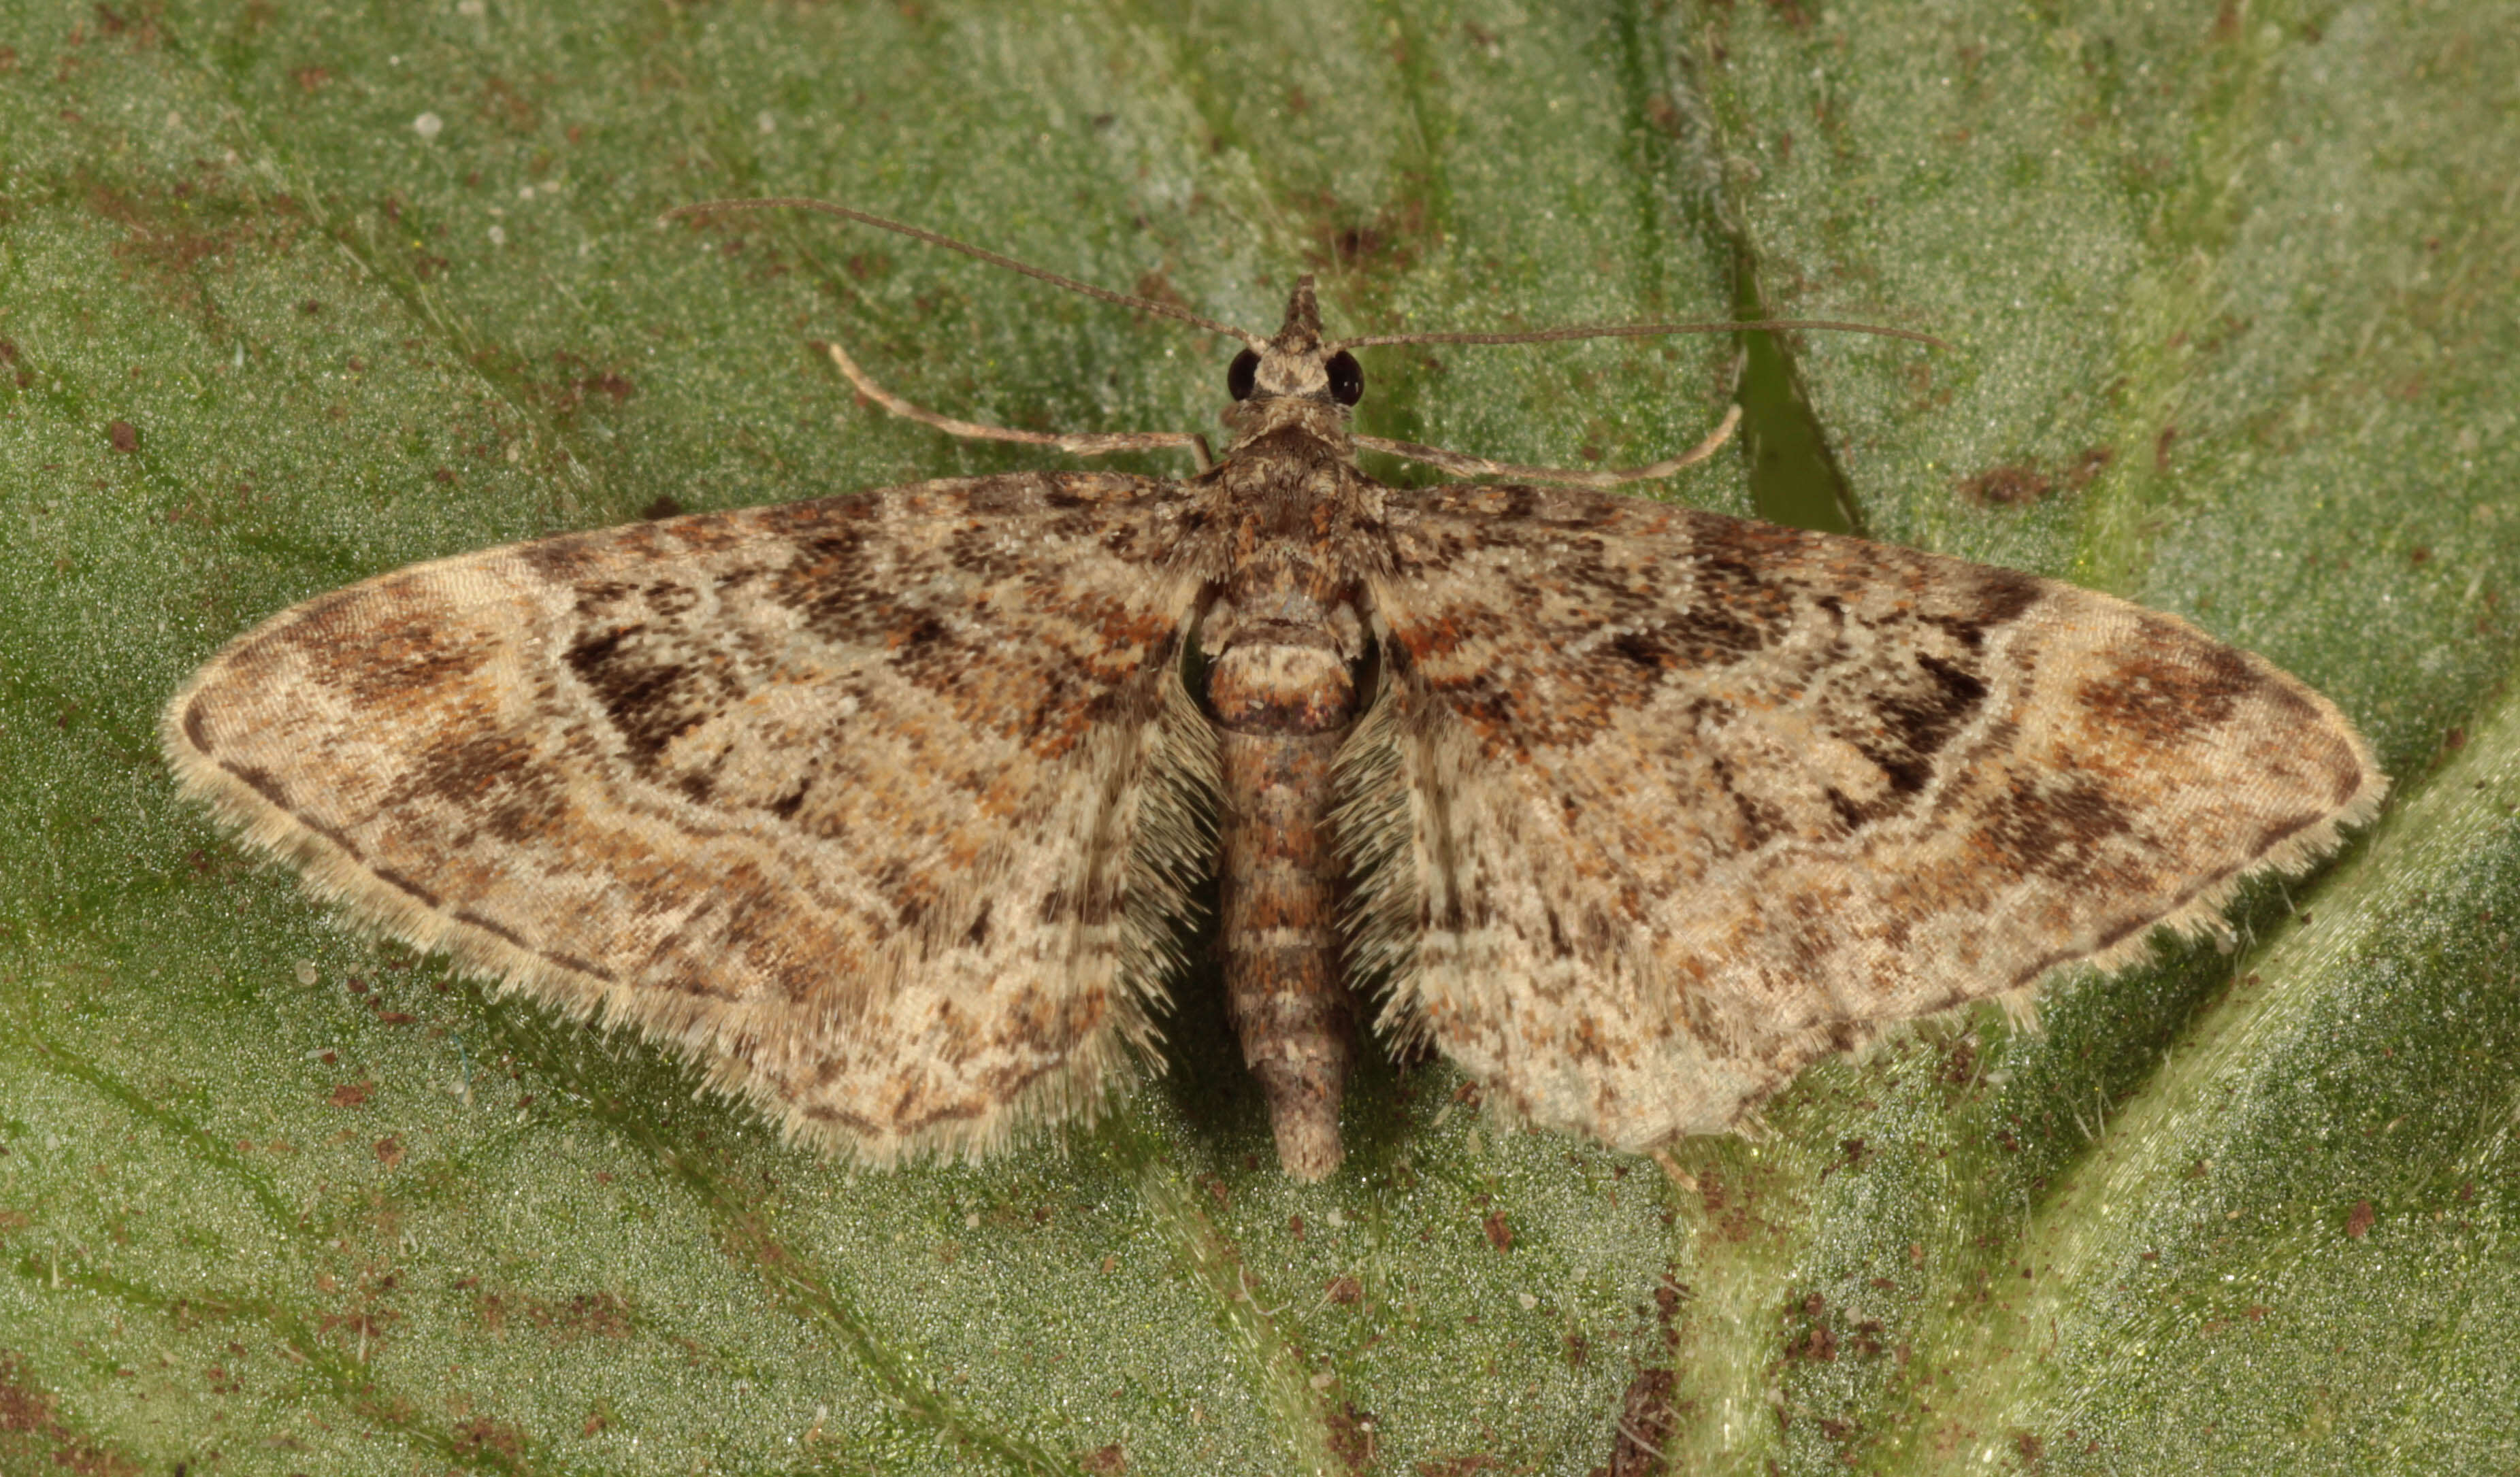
[2, 2, 2514, 1473]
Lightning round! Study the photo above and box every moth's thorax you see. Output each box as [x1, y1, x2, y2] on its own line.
[1221, 395, 1356, 464]
[1200, 433, 1374, 735]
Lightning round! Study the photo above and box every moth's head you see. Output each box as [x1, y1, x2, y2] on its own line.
[1225, 276, 1364, 413]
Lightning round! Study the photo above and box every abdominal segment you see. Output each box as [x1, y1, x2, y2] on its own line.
[1207, 627, 1362, 1181]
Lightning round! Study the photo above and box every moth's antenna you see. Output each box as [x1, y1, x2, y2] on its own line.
[663, 197, 1265, 347]
[1335, 320, 1952, 351]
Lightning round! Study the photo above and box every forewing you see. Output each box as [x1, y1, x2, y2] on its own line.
[165, 471, 1216, 1163]
[1346, 483, 2384, 1151]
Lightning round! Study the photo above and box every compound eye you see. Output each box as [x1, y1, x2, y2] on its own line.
[1227, 348, 1260, 401]
[1326, 350, 1364, 406]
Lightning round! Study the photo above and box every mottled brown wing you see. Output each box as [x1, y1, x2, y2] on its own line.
[1343, 482, 2385, 1152]
[165, 471, 1217, 1163]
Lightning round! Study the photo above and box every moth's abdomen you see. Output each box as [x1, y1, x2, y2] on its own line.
[1208, 629, 1361, 1181]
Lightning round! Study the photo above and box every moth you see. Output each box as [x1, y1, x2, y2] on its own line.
[165, 199, 2385, 1181]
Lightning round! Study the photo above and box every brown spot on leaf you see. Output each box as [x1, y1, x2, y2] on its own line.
[1958, 464, 2050, 507]
[1788, 1292, 1840, 1362]
[525, 1291, 633, 1341]
[478, 75, 540, 134]
[328, 1080, 373, 1108]
[1482, 1208, 1513, 1252]
[2346, 1200, 2374, 1239]
[1130, 269, 1192, 314]
[107, 420, 137, 452]
[453, 1417, 527, 1460]
[1326, 1403, 1377, 1472]
[0, 1351, 144, 1476]
[374, 1134, 404, 1168]
[1605, 1367, 1681, 1476]
[580, 370, 635, 403]
[1331, 224, 1385, 268]
[1654, 1276, 1686, 1328]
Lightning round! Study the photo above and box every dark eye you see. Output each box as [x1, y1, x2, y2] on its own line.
[1227, 348, 1260, 401]
[1326, 350, 1364, 406]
